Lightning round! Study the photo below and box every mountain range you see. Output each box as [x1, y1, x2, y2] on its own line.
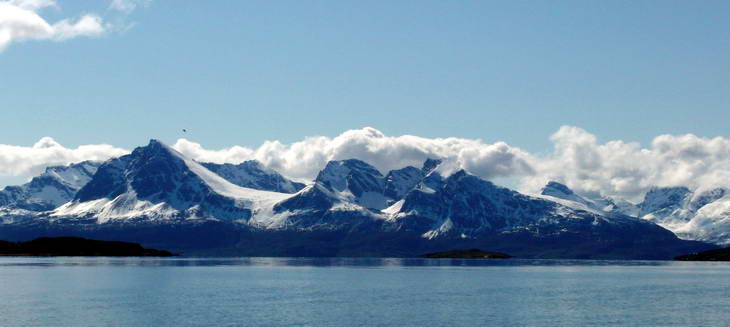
[540, 182, 730, 245]
[0, 139, 718, 258]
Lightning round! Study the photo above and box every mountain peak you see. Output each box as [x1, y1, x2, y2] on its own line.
[639, 186, 692, 217]
[316, 159, 383, 191]
[312, 159, 388, 209]
[541, 181, 574, 197]
[0, 161, 102, 211]
[422, 158, 442, 174]
[147, 139, 166, 146]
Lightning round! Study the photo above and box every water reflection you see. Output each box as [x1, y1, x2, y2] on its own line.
[2, 256, 728, 268]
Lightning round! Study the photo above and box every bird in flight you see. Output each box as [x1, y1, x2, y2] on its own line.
[182, 129, 187, 133]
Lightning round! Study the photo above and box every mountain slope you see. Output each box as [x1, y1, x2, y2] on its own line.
[538, 181, 639, 216]
[201, 161, 305, 193]
[635, 187, 730, 244]
[50, 140, 292, 223]
[0, 161, 100, 212]
[537, 182, 730, 245]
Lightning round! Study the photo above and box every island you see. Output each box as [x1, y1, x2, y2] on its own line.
[420, 249, 512, 259]
[674, 247, 730, 261]
[0, 237, 175, 257]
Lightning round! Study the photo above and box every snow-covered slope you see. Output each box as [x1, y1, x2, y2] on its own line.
[201, 161, 305, 193]
[49, 140, 293, 223]
[389, 171, 659, 240]
[0, 161, 100, 212]
[536, 181, 638, 217]
[632, 186, 730, 244]
[537, 182, 730, 245]
[314, 159, 391, 210]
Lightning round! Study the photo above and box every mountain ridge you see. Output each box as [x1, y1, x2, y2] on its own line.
[0, 139, 719, 258]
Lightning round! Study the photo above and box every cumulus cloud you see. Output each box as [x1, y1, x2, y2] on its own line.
[173, 126, 730, 202]
[519, 126, 730, 202]
[172, 127, 535, 182]
[0, 0, 145, 51]
[0, 137, 128, 179]
[6, 127, 730, 203]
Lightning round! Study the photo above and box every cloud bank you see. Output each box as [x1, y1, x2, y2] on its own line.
[520, 126, 730, 201]
[0, 137, 128, 178]
[6, 127, 730, 203]
[172, 127, 534, 183]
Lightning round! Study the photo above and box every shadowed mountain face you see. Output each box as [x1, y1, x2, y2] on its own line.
[0, 140, 717, 259]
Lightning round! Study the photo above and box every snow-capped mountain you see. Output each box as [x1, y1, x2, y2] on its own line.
[0, 161, 100, 212]
[638, 187, 694, 227]
[383, 159, 441, 200]
[633, 186, 730, 244]
[538, 181, 638, 216]
[267, 159, 421, 229]
[388, 173, 665, 241]
[201, 161, 305, 193]
[50, 140, 290, 223]
[536, 182, 730, 245]
[314, 159, 390, 210]
[0, 139, 712, 258]
[269, 158, 445, 229]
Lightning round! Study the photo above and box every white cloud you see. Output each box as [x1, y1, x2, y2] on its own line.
[108, 0, 149, 14]
[8, 0, 56, 10]
[5, 127, 730, 204]
[173, 126, 730, 202]
[0, 0, 108, 51]
[172, 127, 534, 182]
[0, 137, 128, 179]
[519, 126, 730, 202]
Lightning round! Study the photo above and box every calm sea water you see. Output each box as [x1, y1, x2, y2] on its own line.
[0, 257, 728, 327]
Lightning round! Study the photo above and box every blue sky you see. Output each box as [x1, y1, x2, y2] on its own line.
[3, 0, 729, 150]
[2, 0, 730, 195]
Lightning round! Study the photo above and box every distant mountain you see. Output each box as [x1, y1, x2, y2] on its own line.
[536, 181, 730, 245]
[634, 187, 730, 244]
[201, 161, 305, 193]
[538, 181, 639, 216]
[0, 140, 713, 259]
[0, 161, 100, 213]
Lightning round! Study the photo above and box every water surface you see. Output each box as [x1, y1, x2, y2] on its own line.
[1, 257, 728, 326]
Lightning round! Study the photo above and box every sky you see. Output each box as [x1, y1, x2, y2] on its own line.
[2, 0, 730, 201]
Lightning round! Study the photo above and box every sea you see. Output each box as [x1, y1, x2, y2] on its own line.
[0, 257, 728, 327]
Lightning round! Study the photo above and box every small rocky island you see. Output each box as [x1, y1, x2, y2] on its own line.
[674, 247, 730, 261]
[420, 249, 512, 259]
[0, 237, 174, 257]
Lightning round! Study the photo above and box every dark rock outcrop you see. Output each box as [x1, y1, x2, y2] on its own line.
[674, 247, 730, 261]
[0, 237, 174, 257]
